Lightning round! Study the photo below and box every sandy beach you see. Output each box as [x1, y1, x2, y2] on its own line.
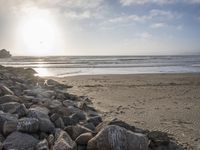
[52, 73, 200, 149]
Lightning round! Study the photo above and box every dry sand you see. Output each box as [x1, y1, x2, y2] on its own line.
[52, 73, 200, 149]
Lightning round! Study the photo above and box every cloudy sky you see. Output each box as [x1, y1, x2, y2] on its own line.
[0, 0, 200, 55]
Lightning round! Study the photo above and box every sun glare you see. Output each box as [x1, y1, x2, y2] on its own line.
[17, 9, 60, 56]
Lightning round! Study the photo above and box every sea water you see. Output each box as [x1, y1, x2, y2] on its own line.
[0, 55, 200, 77]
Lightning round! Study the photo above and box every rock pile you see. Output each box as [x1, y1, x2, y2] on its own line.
[0, 49, 11, 58]
[0, 65, 182, 150]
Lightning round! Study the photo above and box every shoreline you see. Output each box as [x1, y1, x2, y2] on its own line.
[51, 73, 200, 149]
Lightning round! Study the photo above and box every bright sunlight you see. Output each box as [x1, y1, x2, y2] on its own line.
[16, 9, 62, 56]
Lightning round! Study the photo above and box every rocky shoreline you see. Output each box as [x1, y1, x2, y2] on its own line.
[0, 65, 182, 150]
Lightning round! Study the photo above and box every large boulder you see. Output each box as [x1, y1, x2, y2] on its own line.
[17, 118, 40, 133]
[75, 132, 93, 145]
[96, 118, 136, 133]
[3, 131, 39, 150]
[0, 102, 27, 117]
[53, 129, 77, 150]
[0, 49, 11, 58]
[0, 95, 20, 104]
[87, 125, 149, 150]
[0, 111, 18, 132]
[65, 125, 93, 140]
[0, 84, 14, 96]
[27, 108, 55, 133]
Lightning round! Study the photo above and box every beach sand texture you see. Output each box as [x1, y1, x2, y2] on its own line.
[54, 73, 200, 149]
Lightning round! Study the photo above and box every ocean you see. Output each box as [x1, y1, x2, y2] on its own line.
[0, 55, 200, 77]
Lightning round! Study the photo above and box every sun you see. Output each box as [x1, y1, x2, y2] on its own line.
[17, 9, 59, 56]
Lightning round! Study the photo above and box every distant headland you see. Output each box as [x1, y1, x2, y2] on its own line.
[0, 49, 12, 58]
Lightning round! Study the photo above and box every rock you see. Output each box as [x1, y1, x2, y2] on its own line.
[63, 100, 77, 107]
[36, 139, 49, 150]
[39, 90, 55, 99]
[65, 125, 93, 140]
[77, 145, 87, 150]
[0, 134, 4, 143]
[50, 113, 60, 122]
[54, 117, 65, 129]
[67, 106, 82, 115]
[0, 142, 3, 150]
[45, 79, 60, 86]
[3, 121, 17, 136]
[47, 134, 55, 146]
[87, 125, 148, 150]
[27, 109, 55, 133]
[15, 104, 28, 118]
[71, 111, 86, 124]
[0, 111, 18, 132]
[0, 49, 11, 58]
[53, 129, 77, 150]
[63, 116, 73, 126]
[3, 131, 39, 150]
[75, 132, 93, 145]
[79, 102, 96, 112]
[148, 131, 170, 148]
[29, 106, 50, 115]
[0, 95, 20, 104]
[17, 118, 40, 133]
[83, 123, 96, 131]
[87, 116, 102, 127]
[0, 84, 14, 95]
[0, 102, 20, 113]
[49, 100, 62, 109]
[0, 102, 27, 118]
[96, 118, 135, 133]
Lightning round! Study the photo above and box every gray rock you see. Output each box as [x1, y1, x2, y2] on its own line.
[0, 111, 18, 132]
[29, 106, 50, 115]
[83, 123, 96, 131]
[0, 95, 20, 104]
[49, 100, 62, 109]
[0, 49, 11, 58]
[87, 116, 102, 127]
[3, 131, 39, 150]
[87, 125, 148, 150]
[17, 118, 40, 133]
[0, 84, 14, 95]
[3, 121, 17, 136]
[36, 139, 49, 150]
[27, 109, 55, 133]
[96, 118, 135, 133]
[38, 90, 55, 99]
[67, 106, 82, 115]
[63, 100, 77, 107]
[53, 129, 77, 150]
[0, 102, 27, 118]
[54, 117, 65, 129]
[75, 132, 93, 145]
[148, 131, 170, 148]
[71, 111, 86, 124]
[63, 116, 73, 126]
[65, 125, 93, 140]
[15, 104, 28, 118]
[0, 142, 3, 150]
[47, 134, 55, 146]
[0, 102, 20, 113]
[50, 113, 60, 122]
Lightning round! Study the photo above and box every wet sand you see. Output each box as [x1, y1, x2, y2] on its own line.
[52, 73, 200, 149]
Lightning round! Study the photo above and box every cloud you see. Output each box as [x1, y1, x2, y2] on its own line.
[139, 32, 152, 39]
[150, 23, 167, 28]
[100, 9, 180, 30]
[119, 0, 174, 5]
[119, 0, 200, 5]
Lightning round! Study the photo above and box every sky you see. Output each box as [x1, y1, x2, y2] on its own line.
[0, 0, 200, 56]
